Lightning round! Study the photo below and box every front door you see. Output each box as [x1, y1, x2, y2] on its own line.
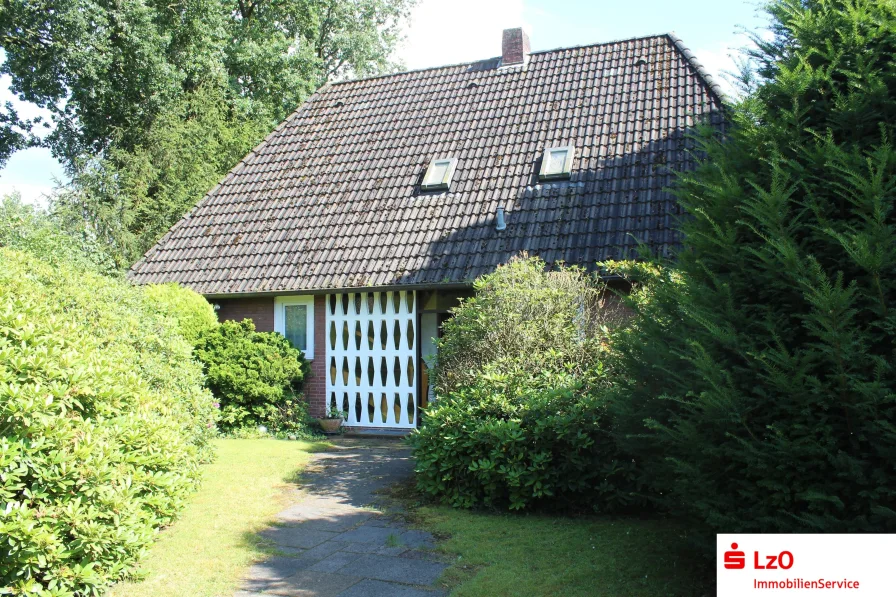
[325, 291, 417, 429]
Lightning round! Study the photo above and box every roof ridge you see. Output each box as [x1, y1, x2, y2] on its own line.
[327, 32, 674, 87]
[665, 32, 729, 104]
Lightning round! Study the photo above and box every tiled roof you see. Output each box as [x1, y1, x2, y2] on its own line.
[129, 33, 725, 295]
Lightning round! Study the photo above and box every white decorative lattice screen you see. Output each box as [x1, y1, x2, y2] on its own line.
[325, 291, 417, 428]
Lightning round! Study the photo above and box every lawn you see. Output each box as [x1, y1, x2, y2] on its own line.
[414, 506, 710, 597]
[109, 438, 326, 597]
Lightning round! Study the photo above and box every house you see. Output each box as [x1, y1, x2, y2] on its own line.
[129, 28, 725, 432]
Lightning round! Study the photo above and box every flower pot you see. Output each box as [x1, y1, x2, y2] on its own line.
[319, 418, 343, 433]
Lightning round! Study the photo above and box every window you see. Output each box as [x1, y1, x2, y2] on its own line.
[274, 296, 315, 359]
[421, 157, 458, 191]
[539, 145, 575, 180]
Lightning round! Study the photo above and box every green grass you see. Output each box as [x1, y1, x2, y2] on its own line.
[109, 438, 327, 597]
[414, 506, 711, 597]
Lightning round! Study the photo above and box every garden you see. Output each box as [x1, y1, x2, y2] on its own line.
[1, 0, 896, 595]
[409, 0, 896, 588]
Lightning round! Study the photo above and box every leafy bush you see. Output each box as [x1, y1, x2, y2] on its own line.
[0, 192, 117, 275]
[0, 248, 217, 596]
[195, 319, 311, 433]
[433, 255, 616, 395]
[412, 256, 634, 510]
[607, 0, 896, 536]
[411, 367, 639, 511]
[143, 283, 218, 344]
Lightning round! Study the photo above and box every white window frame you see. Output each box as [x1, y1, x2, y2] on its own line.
[421, 157, 458, 191]
[274, 295, 315, 360]
[539, 145, 575, 180]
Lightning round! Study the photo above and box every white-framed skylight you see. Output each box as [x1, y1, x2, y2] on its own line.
[539, 145, 575, 180]
[421, 157, 458, 191]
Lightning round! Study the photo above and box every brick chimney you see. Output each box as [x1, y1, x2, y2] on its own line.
[501, 28, 530, 66]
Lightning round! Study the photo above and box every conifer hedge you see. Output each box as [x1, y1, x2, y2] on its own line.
[608, 0, 896, 535]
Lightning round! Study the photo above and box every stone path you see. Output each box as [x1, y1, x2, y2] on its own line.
[236, 438, 448, 597]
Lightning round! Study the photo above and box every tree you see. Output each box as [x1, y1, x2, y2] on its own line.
[0, 0, 415, 265]
[608, 0, 896, 536]
[52, 85, 272, 268]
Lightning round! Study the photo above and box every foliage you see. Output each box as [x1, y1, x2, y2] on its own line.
[411, 367, 638, 512]
[0, 248, 217, 596]
[0, 0, 416, 266]
[413, 256, 634, 511]
[0, 0, 415, 164]
[0, 192, 117, 274]
[325, 405, 347, 419]
[143, 282, 219, 345]
[433, 255, 616, 395]
[607, 0, 896, 536]
[51, 86, 273, 268]
[195, 319, 311, 434]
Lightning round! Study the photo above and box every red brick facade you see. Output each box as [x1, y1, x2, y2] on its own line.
[215, 296, 275, 331]
[306, 295, 327, 418]
[214, 294, 327, 418]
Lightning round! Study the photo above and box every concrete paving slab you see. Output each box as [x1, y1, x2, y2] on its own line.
[259, 527, 341, 549]
[335, 579, 447, 597]
[256, 571, 361, 597]
[308, 550, 365, 573]
[335, 554, 446, 586]
[244, 556, 313, 581]
[398, 530, 437, 549]
[335, 524, 400, 545]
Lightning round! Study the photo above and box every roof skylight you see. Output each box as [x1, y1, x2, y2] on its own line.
[539, 145, 575, 181]
[421, 157, 458, 191]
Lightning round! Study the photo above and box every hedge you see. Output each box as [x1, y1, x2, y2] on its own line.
[0, 248, 217, 596]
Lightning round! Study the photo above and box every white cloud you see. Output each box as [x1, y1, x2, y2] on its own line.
[398, 0, 528, 71]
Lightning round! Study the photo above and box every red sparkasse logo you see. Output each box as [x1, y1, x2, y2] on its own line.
[724, 542, 794, 570]
[717, 535, 885, 595]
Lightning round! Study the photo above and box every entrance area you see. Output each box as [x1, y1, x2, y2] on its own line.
[325, 291, 418, 429]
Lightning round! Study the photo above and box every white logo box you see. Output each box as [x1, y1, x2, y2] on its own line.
[717, 534, 896, 596]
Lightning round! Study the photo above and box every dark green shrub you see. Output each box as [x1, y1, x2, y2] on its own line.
[411, 367, 638, 511]
[195, 319, 311, 433]
[0, 248, 217, 596]
[607, 0, 896, 536]
[144, 282, 218, 344]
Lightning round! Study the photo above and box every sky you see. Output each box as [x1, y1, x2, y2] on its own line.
[0, 0, 768, 206]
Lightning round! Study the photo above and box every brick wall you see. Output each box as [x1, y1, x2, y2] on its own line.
[213, 294, 327, 417]
[305, 295, 327, 418]
[215, 296, 275, 331]
[501, 28, 530, 65]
